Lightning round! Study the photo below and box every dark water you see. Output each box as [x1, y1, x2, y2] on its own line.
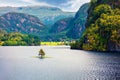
[0, 46, 120, 80]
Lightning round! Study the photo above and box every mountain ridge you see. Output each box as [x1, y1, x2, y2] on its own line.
[0, 12, 45, 35]
[49, 3, 89, 41]
[0, 6, 75, 26]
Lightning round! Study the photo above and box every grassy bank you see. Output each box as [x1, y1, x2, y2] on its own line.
[41, 42, 69, 46]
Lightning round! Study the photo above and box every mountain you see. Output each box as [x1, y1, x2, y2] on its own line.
[0, 12, 45, 35]
[0, 6, 75, 26]
[49, 3, 90, 41]
[50, 17, 73, 33]
[44, 17, 73, 41]
[67, 3, 90, 39]
[71, 0, 120, 52]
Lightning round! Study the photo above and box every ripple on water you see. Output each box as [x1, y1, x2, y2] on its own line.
[0, 46, 120, 80]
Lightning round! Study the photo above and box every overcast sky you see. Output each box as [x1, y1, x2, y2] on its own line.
[0, 0, 90, 12]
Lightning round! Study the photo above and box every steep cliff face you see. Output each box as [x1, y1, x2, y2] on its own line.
[0, 12, 45, 35]
[71, 0, 120, 52]
[67, 3, 90, 39]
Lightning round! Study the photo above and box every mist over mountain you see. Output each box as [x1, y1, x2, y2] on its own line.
[0, 6, 75, 26]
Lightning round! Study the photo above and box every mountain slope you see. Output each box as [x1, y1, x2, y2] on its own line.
[50, 3, 90, 41]
[66, 3, 90, 39]
[71, 0, 120, 52]
[0, 12, 45, 35]
[47, 3, 89, 40]
[0, 6, 75, 26]
[50, 17, 73, 33]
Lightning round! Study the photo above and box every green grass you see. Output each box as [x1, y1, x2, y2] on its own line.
[41, 42, 66, 46]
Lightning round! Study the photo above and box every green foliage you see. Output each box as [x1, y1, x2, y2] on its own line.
[71, 3, 120, 51]
[93, 4, 112, 16]
[0, 30, 40, 46]
[98, 13, 120, 45]
[83, 6, 120, 51]
[41, 42, 65, 46]
[70, 37, 84, 49]
[114, 8, 120, 15]
[39, 49, 45, 56]
[91, 0, 97, 5]
[88, 4, 113, 26]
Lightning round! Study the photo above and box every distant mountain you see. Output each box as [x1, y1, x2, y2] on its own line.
[50, 17, 73, 33]
[0, 12, 45, 35]
[48, 3, 89, 41]
[46, 17, 73, 41]
[0, 6, 75, 26]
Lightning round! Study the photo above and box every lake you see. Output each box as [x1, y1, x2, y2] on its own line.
[0, 46, 120, 80]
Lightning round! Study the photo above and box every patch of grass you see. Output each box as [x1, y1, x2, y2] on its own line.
[41, 42, 66, 46]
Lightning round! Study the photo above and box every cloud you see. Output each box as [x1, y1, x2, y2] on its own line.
[0, 0, 90, 12]
[61, 0, 90, 12]
[0, 0, 53, 7]
[21, 0, 53, 6]
[37, 0, 68, 5]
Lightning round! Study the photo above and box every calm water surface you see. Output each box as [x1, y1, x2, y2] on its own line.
[0, 46, 120, 80]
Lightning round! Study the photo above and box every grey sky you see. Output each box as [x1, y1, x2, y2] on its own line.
[0, 0, 90, 12]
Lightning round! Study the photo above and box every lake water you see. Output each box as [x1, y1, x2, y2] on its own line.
[0, 46, 120, 80]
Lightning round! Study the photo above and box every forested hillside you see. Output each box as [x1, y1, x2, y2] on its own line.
[71, 0, 120, 52]
[0, 30, 40, 46]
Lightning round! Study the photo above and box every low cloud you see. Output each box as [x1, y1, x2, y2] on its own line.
[0, 0, 90, 12]
[21, 0, 53, 6]
[0, 0, 53, 7]
[61, 0, 90, 12]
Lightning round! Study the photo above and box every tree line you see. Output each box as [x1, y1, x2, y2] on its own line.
[0, 30, 40, 46]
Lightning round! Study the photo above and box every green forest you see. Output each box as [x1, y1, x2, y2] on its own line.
[71, 0, 120, 52]
[0, 30, 40, 46]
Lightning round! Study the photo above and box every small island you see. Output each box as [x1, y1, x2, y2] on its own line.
[39, 49, 45, 58]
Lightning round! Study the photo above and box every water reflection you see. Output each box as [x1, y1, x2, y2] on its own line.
[0, 46, 120, 80]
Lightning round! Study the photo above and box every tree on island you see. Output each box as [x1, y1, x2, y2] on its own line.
[39, 49, 45, 58]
